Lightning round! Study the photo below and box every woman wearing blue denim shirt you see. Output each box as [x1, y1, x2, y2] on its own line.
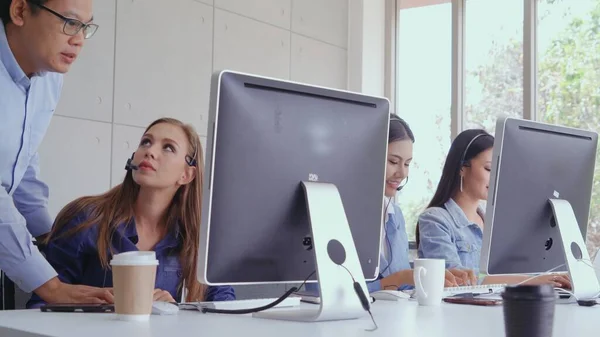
[417, 129, 570, 288]
[375, 115, 476, 291]
[27, 118, 235, 308]
[305, 115, 475, 295]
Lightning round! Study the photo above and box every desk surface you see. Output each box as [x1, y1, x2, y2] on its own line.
[0, 301, 597, 337]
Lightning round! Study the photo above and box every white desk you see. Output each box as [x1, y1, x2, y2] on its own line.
[0, 301, 597, 337]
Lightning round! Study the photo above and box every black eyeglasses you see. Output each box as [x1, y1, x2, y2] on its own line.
[28, 1, 98, 39]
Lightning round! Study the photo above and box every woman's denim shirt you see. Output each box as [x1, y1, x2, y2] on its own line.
[417, 199, 484, 274]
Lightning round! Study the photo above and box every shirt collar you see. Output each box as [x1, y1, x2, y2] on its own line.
[384, 197, 394, 215]
[117, 218, 181, 249]
[384, 197, 395, 223]
[444, 198, 485, 229]
[0, 22, 46, 87]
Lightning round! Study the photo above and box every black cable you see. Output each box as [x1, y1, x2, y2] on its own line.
[338, 264, 378, 332]
[366, 310, 379, 332]
[201, 271, 316, 315]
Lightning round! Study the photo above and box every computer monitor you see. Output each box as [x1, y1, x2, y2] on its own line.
[197, 70, 390, 321]
[481, 117, 600, 299]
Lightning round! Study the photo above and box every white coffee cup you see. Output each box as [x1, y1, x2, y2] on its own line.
[110, 251, 159, 321]
[413, 258, 445, 306]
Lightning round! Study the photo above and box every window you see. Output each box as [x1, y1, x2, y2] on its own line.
[392, 0, 600, 257]
[396, 1, 452, 242]
[464, 0, 524, 133]
[538, 0, 600, 256]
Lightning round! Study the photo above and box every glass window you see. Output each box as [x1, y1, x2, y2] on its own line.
[538, 0, 600, 256]
[396, 0, 452, 242]
[464, 0, 524, 134]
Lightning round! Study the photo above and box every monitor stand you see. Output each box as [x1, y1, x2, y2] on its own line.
[548, 199, 600, 300]
[253, 181, 370, 322]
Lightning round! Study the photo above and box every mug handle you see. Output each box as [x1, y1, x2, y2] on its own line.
[415, 266, 428, 299]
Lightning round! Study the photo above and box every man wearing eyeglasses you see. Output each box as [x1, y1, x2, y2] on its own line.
[0, 0, 111, 305]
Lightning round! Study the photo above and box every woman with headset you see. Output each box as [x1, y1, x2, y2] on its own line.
[26, 118, 235, 308]
[361, 114, 477, 292]
[303, 114, 476, 296]
[416, 129, 571, 287]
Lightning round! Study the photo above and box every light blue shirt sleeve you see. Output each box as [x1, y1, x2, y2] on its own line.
[12, 152, 53, 237]
[418, 209, 464, 269]
[0, 181, 57, 293]
[0, 22, 60, 293]
[367, 279, 382, 292]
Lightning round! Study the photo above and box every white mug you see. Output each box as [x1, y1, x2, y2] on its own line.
[413, 258, 445, 306]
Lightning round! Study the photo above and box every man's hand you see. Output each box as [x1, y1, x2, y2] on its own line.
[153, 289, 175, 303]
[34, 277, 114, 304]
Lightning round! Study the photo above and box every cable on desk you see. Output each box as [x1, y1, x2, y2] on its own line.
[200, 270, 316, 315]
[338, 264, 378, 332]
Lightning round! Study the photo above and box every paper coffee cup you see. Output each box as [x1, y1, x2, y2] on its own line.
[110, 251, 159, 321]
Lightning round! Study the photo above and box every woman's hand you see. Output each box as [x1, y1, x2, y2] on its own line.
[524, 274, 572, 289]
[381, 270, 415, 290]
[153, 289, 176, 302]
[445, 269, 478, 287]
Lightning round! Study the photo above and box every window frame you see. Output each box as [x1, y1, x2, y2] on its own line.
[390, 0, 537, 131]
[389, 0, 539, 246]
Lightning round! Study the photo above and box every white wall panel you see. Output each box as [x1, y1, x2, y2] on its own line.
[111, 124, 145, 187]
[291, 0, 348, 48]
[213, 9, 290, 80]
[291, 34, 347, 90]
[54, 0, 116, 122]
[38, 117, 111, 218]
[215, 0, 291, 29]
[113, 0, 213, 135]
[18, 0, 352, 310]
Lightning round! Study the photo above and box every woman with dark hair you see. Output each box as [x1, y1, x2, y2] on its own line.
[304, 114, 475, 296]
[417, 129, 571, 287]
[366, 114, 475, 292]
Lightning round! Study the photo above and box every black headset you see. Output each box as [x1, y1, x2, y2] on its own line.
[460, 133, 491, 167]
[124, 147, 198, 171]
[396, 177, 408, 191]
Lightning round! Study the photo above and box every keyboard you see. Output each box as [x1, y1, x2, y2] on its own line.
[443, 284, 507, 297]
[179, 296, 301, 311]
[443, 284, 573, 300]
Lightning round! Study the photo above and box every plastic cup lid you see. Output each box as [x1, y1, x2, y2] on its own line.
[110, 251, 159, 266]
[502, 284, 556, 300]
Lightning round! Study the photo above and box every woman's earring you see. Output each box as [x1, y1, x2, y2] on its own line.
[460, 176, 464, 192]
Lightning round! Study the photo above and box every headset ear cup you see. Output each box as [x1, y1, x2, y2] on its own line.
[185, 155, 197, 167]
[125, 152, 135, 171]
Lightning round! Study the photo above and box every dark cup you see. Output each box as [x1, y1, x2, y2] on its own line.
[501, 284, 556, 337]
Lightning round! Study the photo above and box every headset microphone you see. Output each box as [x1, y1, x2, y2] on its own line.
[396, 177, 409, 191]
[124, 153, 139, 171]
